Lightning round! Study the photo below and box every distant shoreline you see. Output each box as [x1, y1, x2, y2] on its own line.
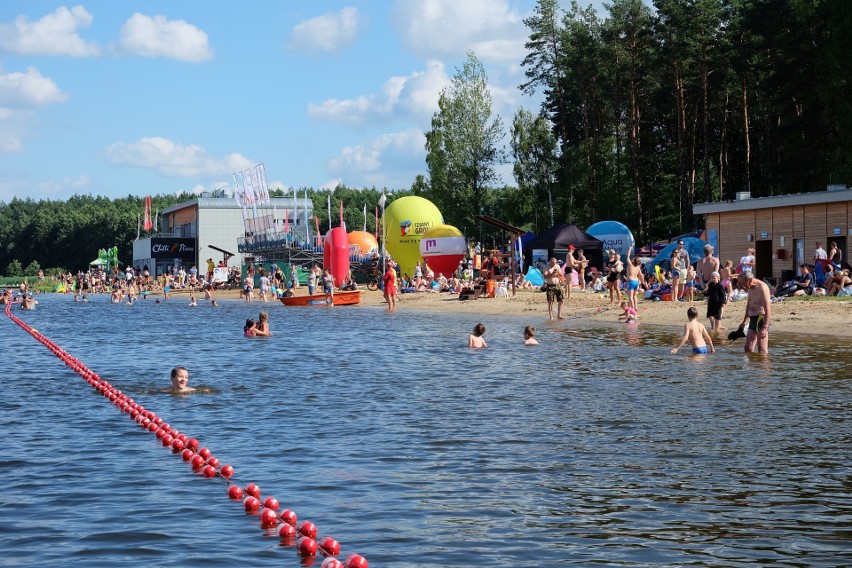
[200, 286, 852, 339]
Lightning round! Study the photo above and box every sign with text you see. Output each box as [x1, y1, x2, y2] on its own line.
[150, 238, 196, 260]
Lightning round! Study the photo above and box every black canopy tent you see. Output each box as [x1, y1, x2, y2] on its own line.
[524, 223, 604, 270]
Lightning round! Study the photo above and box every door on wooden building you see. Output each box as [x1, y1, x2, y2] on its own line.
[755, 240, 773, 280]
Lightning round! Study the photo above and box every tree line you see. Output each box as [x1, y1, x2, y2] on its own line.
[424, 0, 851, 242]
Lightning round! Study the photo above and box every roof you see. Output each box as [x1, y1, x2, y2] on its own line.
[524, 223, 603, 250]
[693, 187, 852, 215]
[475, 214, 524, 235]
[163, 196, 312, 215]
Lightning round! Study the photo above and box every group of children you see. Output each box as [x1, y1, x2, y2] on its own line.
[469, 308, 716, 356]
[243, 312, 271, 337]
[467, 324, 539, 348]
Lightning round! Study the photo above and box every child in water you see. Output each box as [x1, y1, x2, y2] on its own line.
[468, 323, 487, 348]
[523, 326, 538, 345]
[244, 318, 256, 337]
[618, 300, 638, 323]
[671, 307, 715, 355]
[162, 366, 196, 394]
[189, 295, 197, 307]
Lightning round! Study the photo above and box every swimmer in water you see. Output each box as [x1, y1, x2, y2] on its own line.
[254, 312, 271, 336]
[189, 295, 197, 307]
[671, 306, 715, 355]
[211, 300, 219, 307]
[523, 326, 538, 345]
[162, 366, 196, 394]
[468, 323, 487, 348]
[244, 318, 257, 337]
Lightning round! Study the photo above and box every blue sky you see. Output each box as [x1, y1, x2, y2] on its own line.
[0, 1, 605, 202]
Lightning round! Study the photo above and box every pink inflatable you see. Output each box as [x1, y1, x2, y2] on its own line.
[323, 227, 350, 286]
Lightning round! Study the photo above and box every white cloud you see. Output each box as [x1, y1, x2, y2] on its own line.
[308, 60, 448, 127]
[0, 67, 69, 107]
[105, 137, 253, 177]
[0, 108, 30, 152]
[287, 7, 362, 52]
[327, 129, 425, 187]
[391, 0, 527, 64]
[0, 5, 100, 57]
[117, 13, 213, 62]
[37, 174, 91, 193]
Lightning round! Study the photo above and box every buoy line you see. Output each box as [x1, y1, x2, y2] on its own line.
[4, 303, 368, 568]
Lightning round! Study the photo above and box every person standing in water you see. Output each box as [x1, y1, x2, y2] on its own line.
[671, 307, 715, 355]
[468, 323, 487, 348]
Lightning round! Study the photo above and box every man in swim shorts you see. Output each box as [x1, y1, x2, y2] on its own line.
[163, 366, 195, 394]
[543, 257, 565, 320]
[739, 270, 771, 354]
[671, 306, 715, 355]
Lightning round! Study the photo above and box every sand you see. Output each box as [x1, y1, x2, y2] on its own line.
[204, 285, 852, 338]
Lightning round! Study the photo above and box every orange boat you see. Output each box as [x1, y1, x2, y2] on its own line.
[279, 290, 361, 307]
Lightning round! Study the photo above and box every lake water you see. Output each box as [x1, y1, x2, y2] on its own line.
[1, 294, 850, 567]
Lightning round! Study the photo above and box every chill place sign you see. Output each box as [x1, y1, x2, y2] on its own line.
[150, 238, 196, 260]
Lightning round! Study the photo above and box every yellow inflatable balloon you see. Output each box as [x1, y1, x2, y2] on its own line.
[383, 196, 444, 276]
[347, 231, 379, 256]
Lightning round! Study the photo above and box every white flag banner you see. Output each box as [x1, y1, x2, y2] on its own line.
[242, 169, 255, 206]
[250, 167, 263, 205]
[232, 173, 245, 209]
[256, 163, 270, 204]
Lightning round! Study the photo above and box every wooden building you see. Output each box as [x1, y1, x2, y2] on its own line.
[693, 186, 851, 281]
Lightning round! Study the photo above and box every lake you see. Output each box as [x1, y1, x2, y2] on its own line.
[1, 294, 850, 567]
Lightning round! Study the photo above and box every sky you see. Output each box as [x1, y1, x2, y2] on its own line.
[0, 1, 606, 202]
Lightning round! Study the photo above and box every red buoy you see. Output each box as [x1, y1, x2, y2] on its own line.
[243, 496, 260, 512]
[191, 455, 206, 468]
[219, 464, 234, 479]
[297, 537, 318, 557]
[197, 447, 211, 460]
[297, 521, 317, 539]
[181, 449, 194, 461]
[278, 523, 296, 539]
[155, 428, 168, 439]
[344, 553, 368, 568]
[147, 422, 159, 432]
[245, 483, 261, 499]
[318, 536, 340, 557]
[206, 456, 220, 468]
[322, 558, 344, 568]
[279, 509, 297, 526]
[171, 438, 185, 452]
[259, 508, 278, 527]
[202, 465, 217, 478]
[187, 438, 199, 451]
[161, 434, 174, 447]
[262, 497, 279, 511]
[228, 485, 243, 499]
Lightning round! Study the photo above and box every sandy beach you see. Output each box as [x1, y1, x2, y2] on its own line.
[206, 285, 852, 338]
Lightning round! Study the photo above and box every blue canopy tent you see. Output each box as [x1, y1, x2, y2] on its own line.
[650, 237, 709, 273]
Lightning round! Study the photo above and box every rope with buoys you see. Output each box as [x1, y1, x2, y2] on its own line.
[4, 302, 368, 568]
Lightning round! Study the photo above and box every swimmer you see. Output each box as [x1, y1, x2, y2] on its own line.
[523, 326, 538, 345]
[671, 306, 715, 355]
[162, 366, 196, 394]
[618, 300, 638, 323]
[244, 318, 257, 337]
[211, 300, 219, 307]
[468, 323, 487, 348]
[189, 295, 197, 307]
[254, 312, 271, 336]
[155, 299, 161, 304]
